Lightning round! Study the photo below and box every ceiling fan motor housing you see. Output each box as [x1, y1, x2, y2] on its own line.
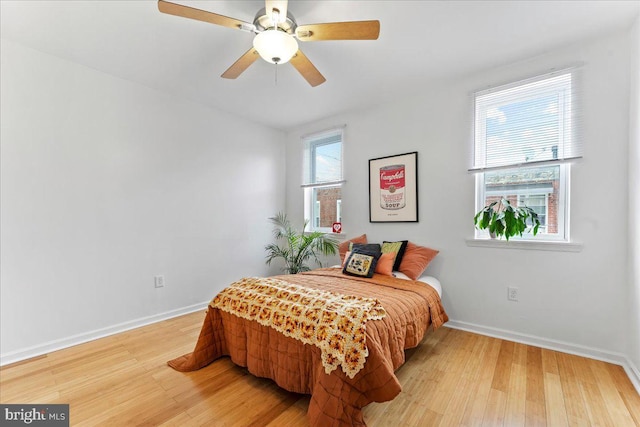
[253, 7, 297, 34]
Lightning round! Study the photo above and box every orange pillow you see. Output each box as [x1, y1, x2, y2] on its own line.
[375, 252, 395, 276]
[342, 251, 394, 277]
[398, 242, 439, 280]
[338, 234, 367, 263]
[341, 251, 351, 267]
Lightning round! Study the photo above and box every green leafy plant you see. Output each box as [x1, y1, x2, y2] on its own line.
[474, 198, 541, 241]
[265, 212, 338, 274]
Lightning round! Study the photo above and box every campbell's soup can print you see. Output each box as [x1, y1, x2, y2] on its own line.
[379, 164, 406, 210]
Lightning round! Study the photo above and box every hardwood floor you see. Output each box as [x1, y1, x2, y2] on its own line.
[1, 310, 639, 426]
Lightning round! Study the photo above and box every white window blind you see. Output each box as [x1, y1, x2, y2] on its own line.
[471, 70, 582, 172]
[302, 128, 344, 187]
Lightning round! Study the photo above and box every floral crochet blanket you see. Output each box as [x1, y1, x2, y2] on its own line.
[211, 276, 387, 379]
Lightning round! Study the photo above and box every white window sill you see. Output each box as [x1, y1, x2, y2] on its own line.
[465, 238, 582, 252]
[327, 233, 347, 241]
[306, 231, 347, 241]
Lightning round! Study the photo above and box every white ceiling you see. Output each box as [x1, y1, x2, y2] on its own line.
[1, 1, 638, 130]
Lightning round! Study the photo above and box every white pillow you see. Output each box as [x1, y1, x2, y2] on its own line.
[331, 265, 442, 297]
[393, 272, 442, 297]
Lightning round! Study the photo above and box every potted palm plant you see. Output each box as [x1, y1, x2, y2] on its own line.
[474, 197, 541, 241]
[265, 212, 339, 274]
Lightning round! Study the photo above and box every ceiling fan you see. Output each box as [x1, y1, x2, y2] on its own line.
[158, 0, 380, 87]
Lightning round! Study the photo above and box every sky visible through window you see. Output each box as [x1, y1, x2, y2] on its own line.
[485, 93, 561, 166]
[314, 141, 341, 182]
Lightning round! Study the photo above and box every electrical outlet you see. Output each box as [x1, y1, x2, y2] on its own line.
[154, 275, 165, 288]
[507, 286, 518, 302]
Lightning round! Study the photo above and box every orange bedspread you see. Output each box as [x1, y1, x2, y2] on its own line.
[211, 276, 387, 379]
[168, 268, 448, 427]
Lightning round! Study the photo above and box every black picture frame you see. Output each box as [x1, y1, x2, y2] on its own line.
[369, 151, 418, 222]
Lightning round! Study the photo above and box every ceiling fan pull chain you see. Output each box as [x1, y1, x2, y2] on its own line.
[275, 63, 278, 86]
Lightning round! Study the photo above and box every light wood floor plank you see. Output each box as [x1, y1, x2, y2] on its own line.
[512, 341, 528, 366]
[556, 351, 592, 426]
[525, 346, 547, 426]
[1, 312, 638, 426]
[580, 380, 616, 426]
[438, 334, 489, 426]
[526, 346, 546, 405]
[504, 361, 527, 427]
[544, 372, 569, 427]
[264, 397, 310, 427]
[589, 359, 636, 426]
[491, 340, 514, 393]
[541, 348, 560, 374]
[622, 391, 640, 426]
[459, 337, 502, 426]
[481, 388, 507, 426]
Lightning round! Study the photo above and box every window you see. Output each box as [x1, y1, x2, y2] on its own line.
[471, 70, 581, 241]
[518, 193, 548, 233]
[303, 128, 344, 232]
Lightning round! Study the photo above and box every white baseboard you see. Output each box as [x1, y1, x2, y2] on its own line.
[0, 301, 209, 367]
[623, 357, 640, 395]
[446, 319, 640, 395]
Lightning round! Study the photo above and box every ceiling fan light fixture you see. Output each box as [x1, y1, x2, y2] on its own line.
[253, 29, 298, 64]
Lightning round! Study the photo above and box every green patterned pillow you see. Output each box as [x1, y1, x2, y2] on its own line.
[381, 240, 409, 271]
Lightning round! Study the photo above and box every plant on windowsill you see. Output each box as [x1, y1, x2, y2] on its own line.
[265, 212, 339, 274]
[474, 198, 541, 241]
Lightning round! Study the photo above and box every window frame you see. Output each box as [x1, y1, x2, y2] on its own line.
[471, 69, 578, 243]
[517, 193, 549, 234]
[302, 128, 345, 233]
[474, 164, 569, 241]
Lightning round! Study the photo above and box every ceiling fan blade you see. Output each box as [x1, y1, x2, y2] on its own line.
[290, 50, 326, 87]
[221, 48, 260, 79]
[158, 0, 252, 31]
[296, 21, 380, 41]
[265, 0, 288, 25]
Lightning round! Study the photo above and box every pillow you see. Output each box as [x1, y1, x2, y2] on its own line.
[398, 242, 439, 280]
[339, 234, 367, 263]
[343, 249, 381, 278]
[393, 271, 442, 297]
[375, 252, 395, 276]
[381, 240, 408, 271]
[341, 251, 351, 267]
[343, 251, 394, 277]
[350, 243, 382, 253]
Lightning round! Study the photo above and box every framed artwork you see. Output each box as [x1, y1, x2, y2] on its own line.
[369, 151, 418, 222]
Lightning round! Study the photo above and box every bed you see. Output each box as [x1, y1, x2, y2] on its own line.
[168, 266, 448, 427]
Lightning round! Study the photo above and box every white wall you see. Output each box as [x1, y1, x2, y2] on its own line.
[628, 16, 640, 382]
[0, 39, 286, 361]
[286, 30, 632, 361]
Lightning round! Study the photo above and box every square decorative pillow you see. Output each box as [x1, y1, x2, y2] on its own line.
[342, 251, 394, 277]
[349, 243, 382, 253]
[398, 242, 439, 280]
[375, 252, 395, 276]
[381, 240, 409, 271]
[339, 234, 367, 263]
[343, 249, 381, 278]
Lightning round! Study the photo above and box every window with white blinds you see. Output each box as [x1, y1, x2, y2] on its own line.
[472, 71, 581, 171]
[472, 70, 581, 242]
[302, 128, 344, 232]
